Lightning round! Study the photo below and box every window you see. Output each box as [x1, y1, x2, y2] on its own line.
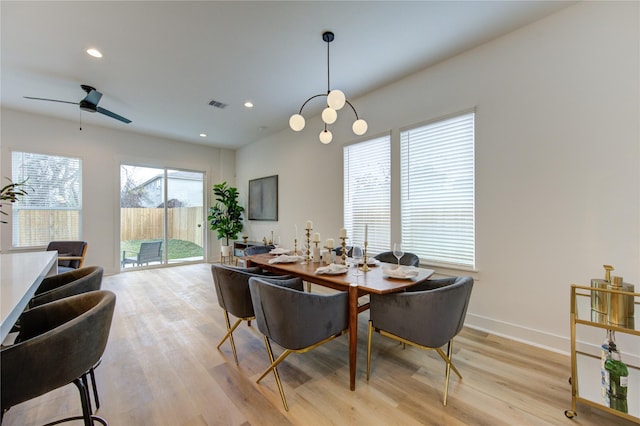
[400, 111, 475, 269]
[11, 151, 82, 247]
[343, 135, 391, 253]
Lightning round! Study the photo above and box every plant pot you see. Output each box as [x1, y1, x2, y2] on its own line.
[221, 245, 232, 257]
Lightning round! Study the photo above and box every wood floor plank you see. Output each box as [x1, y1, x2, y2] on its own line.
[2, 263, 637, 425]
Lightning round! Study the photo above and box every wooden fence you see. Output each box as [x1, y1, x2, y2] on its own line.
[15, 207, 204, 247]
[120, 207, 203, 246]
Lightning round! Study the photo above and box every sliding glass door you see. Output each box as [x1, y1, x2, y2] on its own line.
[120, 165, 204, 270]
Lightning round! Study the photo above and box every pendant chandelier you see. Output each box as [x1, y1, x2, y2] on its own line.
[289, 31, 367, 144]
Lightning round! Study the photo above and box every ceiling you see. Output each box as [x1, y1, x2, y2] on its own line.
[1, 1, 574, 149]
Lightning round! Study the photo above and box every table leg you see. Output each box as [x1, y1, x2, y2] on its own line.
[348, 283, 358, 391]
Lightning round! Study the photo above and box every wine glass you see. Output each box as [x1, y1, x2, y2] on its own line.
[273, 236, 281, 250]
[393, 243, 404, 267]
[351, 244, 363, 276]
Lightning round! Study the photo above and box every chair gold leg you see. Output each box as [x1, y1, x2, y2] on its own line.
[258, 336, 289, 411]
[366, 320, 373, 381]
[442, 340, 458, 406]
[435, 346, 462, 379]
[217, 312, 242, 365]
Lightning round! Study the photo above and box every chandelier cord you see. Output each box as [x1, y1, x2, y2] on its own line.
[326, 36, 331, 94]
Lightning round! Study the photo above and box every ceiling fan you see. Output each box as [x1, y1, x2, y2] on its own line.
[24, 84, 132, 124]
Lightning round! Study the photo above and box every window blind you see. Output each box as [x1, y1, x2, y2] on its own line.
[343, 135, 391, 254]
[11, 151, 82, 247]
[400, 112, 475, 269]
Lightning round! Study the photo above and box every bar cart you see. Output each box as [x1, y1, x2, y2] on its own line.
[567, 284, 639, 423]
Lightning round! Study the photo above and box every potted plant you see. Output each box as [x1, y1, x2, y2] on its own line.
[207, 181, 244, 257]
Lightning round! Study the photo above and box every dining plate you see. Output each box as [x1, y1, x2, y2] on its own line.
[348, 257, 380, 266]
[382, 266, 419, 279]
[269, 248, 291, 255]
[268, 255, 302, 264]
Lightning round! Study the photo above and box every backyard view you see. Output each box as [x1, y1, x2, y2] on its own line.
[120, 165, 204, 269]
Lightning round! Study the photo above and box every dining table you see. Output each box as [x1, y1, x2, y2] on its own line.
[244, 252, 434, 391]
[0, 251, 58, 342]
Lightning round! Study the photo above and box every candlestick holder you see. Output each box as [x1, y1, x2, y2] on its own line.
[340, 236, 348, 265]
[360, 241, 371, 272]
[294, 239, 298, 256]
[304, 228, 312, 264]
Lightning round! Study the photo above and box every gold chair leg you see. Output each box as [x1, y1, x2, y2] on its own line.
[442, 340, 460, 406]
[366, 320, 373, 381]
[257, 336, 290, 411]
[306, 281, 311, 293]
[217, 311, 242, 365]
[435, 346, 462, 379]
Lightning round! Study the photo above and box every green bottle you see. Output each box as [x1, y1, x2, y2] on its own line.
[605, 343, 629, 402]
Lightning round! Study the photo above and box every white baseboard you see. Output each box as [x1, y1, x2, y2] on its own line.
[465, 313, 640, 367]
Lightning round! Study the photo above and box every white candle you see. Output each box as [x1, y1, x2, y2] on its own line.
[306, 220, 313, 230]
[313, 232, 321, 243]
[326, 238, 334, 249]
[340, 228, 347, 238]
[295, 224, 298, 241]
[365, 224, 368, 243]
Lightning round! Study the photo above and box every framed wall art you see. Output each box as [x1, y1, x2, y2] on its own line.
[248, 175, 278, 221]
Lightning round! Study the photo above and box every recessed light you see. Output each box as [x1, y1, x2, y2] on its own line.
[200, 133, 207, 138]
[86, 48, 102, 58]
[244, 101, 254, 108]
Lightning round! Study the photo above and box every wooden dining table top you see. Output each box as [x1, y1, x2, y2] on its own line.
[244, 253, 434, 294]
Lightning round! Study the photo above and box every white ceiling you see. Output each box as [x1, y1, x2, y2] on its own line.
[1, 1, 574, 149]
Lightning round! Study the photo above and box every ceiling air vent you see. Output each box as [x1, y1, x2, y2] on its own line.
[208, 100, 228, 109]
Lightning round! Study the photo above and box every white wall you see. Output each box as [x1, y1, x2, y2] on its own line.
[236, 1, 640, 354]
[0, 109, 236, 274]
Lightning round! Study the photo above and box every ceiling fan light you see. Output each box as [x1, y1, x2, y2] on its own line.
[321, 107, 337, 124]
[327, 90, 346, 110]
[319, 129, 333, 144]
[289, 114, 305, 131]
[352, 119, 368, 136]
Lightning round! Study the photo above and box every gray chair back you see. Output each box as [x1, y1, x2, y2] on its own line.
[210, 263, 295, 319]
[138, 241, 163, 264]
[374, 251, 420, 266]
[370, 276, 473, 348]
[249, 276, 348, 350]
[46, 240, 88, 271]
[1, 290, 116, 415]
[30, 266, 104, 308]
[243, 245, 274, 256]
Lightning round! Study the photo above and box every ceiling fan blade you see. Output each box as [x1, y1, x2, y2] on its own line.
[24, 96, 78, 105]
[83, 89, 102, 106]
[97, 106, 131, 124]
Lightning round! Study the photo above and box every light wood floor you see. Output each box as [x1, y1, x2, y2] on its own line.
[3, 263, 636, 425]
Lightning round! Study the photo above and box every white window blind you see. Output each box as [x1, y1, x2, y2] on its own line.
[343, 135, 391, 254]
[11, 151, 82, 247]
[400, 112, 475, 269]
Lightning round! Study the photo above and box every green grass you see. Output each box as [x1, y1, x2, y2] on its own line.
[121, 239, 203, 260]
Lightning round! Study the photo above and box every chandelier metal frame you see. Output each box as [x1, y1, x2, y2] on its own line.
[289, 31, 367, 144]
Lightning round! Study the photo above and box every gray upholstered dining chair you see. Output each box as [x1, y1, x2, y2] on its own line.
[248, 276, 349, 411]
[1, 290, 116, 426]
[47, 240, 88, 273]
[374, 251, 420, 266]
[366, 276, 473, 406]
[210, 264, 294, 365]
